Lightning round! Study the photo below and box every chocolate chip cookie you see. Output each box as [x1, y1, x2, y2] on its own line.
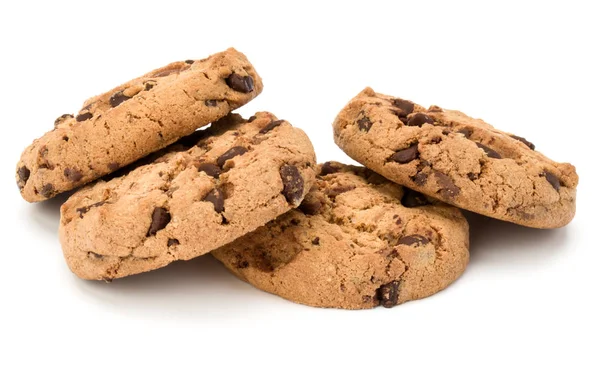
[59, 112, 316, 280]
[333, 88, 578, 228]
[212, 162, 469, 309]
[17, 48, 262, 202]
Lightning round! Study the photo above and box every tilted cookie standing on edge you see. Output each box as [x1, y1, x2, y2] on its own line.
[333, 88, 578, 229]
[17, 48, 263, 202]
[59, 113, 316, 280]
[213, 162, 469, 310]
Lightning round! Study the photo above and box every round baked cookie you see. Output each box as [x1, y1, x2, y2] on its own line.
[59, 112, 316, 280]
[212, 162, 469, 310]
[17, 48, 263, 202]
[333, 88, 578, 229]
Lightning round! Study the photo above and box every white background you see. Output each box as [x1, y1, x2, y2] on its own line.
[1, 1, 598, 374]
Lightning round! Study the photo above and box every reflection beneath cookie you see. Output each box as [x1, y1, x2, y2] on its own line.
[465, 211, 570, 266]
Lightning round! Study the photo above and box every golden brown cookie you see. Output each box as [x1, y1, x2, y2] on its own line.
[213, 162, 469, 309]
[59, 112, 316, 280]
[333, 88, 578, 228]
[17, 48, 262, 202]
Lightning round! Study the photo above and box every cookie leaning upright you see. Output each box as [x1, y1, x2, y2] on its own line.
[59, 112, 316, 280]
[16, 48, 263, 202]
[213, 162, 469, 309]
[333, 88, 578, 229]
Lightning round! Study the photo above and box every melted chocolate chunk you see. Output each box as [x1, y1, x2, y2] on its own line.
[147, 207, 171, 236]
[280, 165, 304, 205]
[397, 234, 430, 246]
[407, 113, 434, 127]
[542, 170, 561, 191]
[476, 142, 502, 159]
[109, 90, 131, 108]
[389, 144, 419, 164]
[64, 168, 83, 182]
[203, 188, 225, 213]
[391, 98, 415, 116]
[320, 162, 341, 176]
[299, 199, 322, 215]
[216, 146, 248, 168]
[434, 171, 460, 199]
[197, 163, 221, 178]
[40, 184, 54, 198]
[376, 280, 400, 308]
[401, 188, 430, 208]
[510, 135, 535, 150]
[17, 166, 30, 185]
[75, 112, 93, 122]
[54, 114, 74, 127]
[259, 119, 285, 134]
[357, 116, 373, 132]
[167, 238, 180, 247]
[226, 73, 254, 93]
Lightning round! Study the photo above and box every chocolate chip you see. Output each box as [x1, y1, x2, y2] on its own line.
[109, 90, 131, 108]
[185, 59, 194, 64]
[397, 234, 430, 246]
[62, 136, 69, 142]
[457, 128, 473, 138]
[197, 163, 221, 178]
[467, 172, 478, 181]
[357, 116, 373, 132]
[205, 99, 217, 107]
[108, 163, 120, 171]
[17, 166, 30, 185]
[144, 81, 156, 91]
[401, 188, 430, 208]
[542, 170, 561, 191]
[203, 188, 225, 213]
[407, 113, 434, 127]
[40, 184, 54, 198]
[216, 146, 248, 168]
[389, 144, 419, 164]
[75, 112, 93, 122]
[299, 199, 322, 215]
[88, 252, 103, 259]
[54, 114, 73, 127]
[376, 280, 400, 308]
[511, 135, 535, 150]
[260, 119, 285, 134]
[391, 98, 415, 116]
[476, 142, 502, 159]
[327, 185, 356, 197]
[280, 164, 304, 205]
[412, 172, 429, 186]
[320, 162, 341, 176]
[64, 168, 83, 182]
[248, 115, 257, 122]
[147, 207, 171, 236]
[226, 73, 254, 93]
[167, 238, 180, 247]
[312, 237, 320, 245]
[76, 201, 106, 218]
[434, 171, 460, 199]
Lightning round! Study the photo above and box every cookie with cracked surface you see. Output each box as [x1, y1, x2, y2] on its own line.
[16, 48, 263, 202]
[59, 112, 316, 280]
[212, 162, 469, 309]
[333, 88, 578, 229]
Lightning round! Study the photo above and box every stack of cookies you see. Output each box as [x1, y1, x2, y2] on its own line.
[16, 48, 578, 310]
